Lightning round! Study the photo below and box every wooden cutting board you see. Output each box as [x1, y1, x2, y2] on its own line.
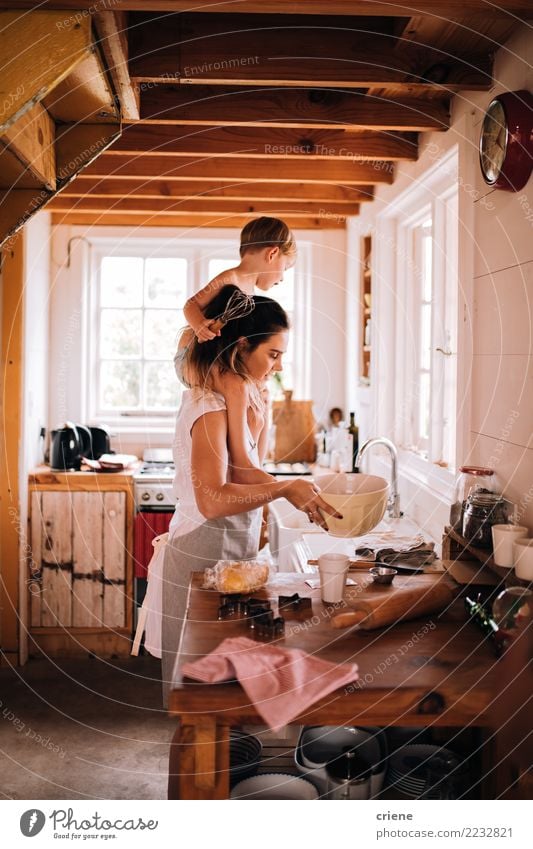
[330, 573, 457, 630]
[272, 391, 316, 463]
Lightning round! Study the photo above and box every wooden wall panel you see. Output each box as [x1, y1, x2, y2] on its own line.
[0, 233, 24, 662]
[103, 491, 126, 627]
[72, 491, 104, 627]
[41, 491, 73, 626]
[29, 491, 43, 627]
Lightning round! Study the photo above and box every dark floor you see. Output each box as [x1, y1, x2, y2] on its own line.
[0, 654, 175, 800]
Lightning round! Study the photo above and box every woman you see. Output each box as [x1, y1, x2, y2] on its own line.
[157, 286, 340, 704]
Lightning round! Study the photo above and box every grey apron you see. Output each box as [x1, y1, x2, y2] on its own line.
[161, 508, 262, 706]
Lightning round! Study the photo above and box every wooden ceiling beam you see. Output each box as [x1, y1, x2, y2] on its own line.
[0, 102, 55, 189]
[47, 195, 359, 218]
[5, 3, 531, 17]
[79, 154, 394, 184]
[93, 10, 140, 120]
[0, 12, 92, 133]
[127, 13, 492, 90]
[109, 125, 417, 161]
[61, 178, 374, 202]
[139, 87, 450, 132]
[50, 212, 347, 229]
[42, 47, 120, 124]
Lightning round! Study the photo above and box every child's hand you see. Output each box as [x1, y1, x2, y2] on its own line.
[194, 318, 220, 343]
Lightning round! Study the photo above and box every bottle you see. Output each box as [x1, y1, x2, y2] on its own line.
[347, 412, 359, 472]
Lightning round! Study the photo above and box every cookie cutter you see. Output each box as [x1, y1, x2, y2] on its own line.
[278, 593, 313, 616]
[248, 609, 285, 639]
[218, 594, 272, 621]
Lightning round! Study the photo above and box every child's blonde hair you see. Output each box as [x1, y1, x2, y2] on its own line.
[239, 216, 296, 259]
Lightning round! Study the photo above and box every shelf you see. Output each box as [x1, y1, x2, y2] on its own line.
[363, 345, 372, 352]
[442, 525, 510, 583]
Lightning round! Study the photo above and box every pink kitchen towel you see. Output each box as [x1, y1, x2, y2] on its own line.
[181, 636, 359, 731]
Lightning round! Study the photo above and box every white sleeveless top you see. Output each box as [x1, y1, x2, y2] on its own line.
[169, 388, 258, 537]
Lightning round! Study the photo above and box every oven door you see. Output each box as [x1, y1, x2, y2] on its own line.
[134, 510, 174, 580]
[133, 510, 174, 630]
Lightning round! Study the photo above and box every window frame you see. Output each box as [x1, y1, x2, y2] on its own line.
[375, 145, 466, 494]
[85, 235, 310, 432]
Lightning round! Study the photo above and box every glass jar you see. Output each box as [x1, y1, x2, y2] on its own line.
[449, 466, 495, 531]
[462, 492, 510, 548]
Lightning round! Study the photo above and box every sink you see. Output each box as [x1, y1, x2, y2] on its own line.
[267, 498, 321, 569]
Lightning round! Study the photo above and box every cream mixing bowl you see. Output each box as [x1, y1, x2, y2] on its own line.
[317, 473, 389, 537]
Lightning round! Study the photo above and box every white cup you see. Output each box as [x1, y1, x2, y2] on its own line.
[513, 538, 533, 580]
[318, 553, 349, 603]
[492, 524, 528, 567]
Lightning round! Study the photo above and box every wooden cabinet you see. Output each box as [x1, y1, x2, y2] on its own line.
[28, 467, 136, 657]
[360, 234, 372, 385]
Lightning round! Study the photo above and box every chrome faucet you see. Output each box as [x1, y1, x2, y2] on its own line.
[355, 437, 402, 519]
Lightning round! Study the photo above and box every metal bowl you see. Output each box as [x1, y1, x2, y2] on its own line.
[370, 566, 397, 585]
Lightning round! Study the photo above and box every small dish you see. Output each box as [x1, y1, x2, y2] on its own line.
[230, 773, 319, 800]
[295, 725, 388, 797]
[370, 566, 397, 585]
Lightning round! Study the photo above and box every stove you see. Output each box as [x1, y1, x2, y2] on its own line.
[133, 449, 176, 510]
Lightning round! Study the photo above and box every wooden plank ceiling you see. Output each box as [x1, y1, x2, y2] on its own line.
[25, 0, 527, 231]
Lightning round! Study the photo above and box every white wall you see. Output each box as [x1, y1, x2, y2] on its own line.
[48, 223, 346, 456]
[18, 211, 51, 662]
[22, 212, 50, 470]
[346, 24, 533, 539]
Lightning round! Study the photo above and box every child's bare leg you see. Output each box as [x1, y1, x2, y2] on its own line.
[210, 370, 273, 485]
[212, 370, 252, 474]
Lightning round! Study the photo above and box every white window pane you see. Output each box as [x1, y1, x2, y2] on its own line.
[100, 361, 141, 409]
[271, 267, 295, 312]
[100, 309, 142, 358]
[419, 372, 430, 441]
[145, 258, 187, 307]
[144, 361, 181, 409]
[280, 363, 293, 391]
[144, 309, 181, 359]
[208, 258, 235, 281]
[100, 257, 143, 307]
[420, 303, 431, 370]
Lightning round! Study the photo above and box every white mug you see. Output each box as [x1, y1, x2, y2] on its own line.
[513, 538, 533, 581]
[318, 553, 349, 604]
[492, 524, 528, 568]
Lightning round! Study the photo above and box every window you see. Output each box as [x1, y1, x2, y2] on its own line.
[378, 147, 460, 472]
[87, 239, 309, 428]
[95, 255, 184, 417]
[400, 190, 459, 468]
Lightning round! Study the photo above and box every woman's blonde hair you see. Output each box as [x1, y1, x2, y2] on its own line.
[239, 216, 296, 259]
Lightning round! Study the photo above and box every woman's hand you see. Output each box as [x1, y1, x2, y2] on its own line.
[284, 479, 342, 531]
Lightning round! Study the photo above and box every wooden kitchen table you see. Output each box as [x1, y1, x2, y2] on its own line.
[167, 572, 502, 799]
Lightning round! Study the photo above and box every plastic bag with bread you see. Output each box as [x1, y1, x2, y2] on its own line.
[202, 558, 271, 593]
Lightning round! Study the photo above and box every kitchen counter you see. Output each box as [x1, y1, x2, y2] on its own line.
[167, 571, 503, 800]
[29, 463, 141, 486]
[27, 464, 138, 656]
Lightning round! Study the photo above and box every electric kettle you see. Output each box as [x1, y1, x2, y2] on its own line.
[50, 422, 92, 471]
